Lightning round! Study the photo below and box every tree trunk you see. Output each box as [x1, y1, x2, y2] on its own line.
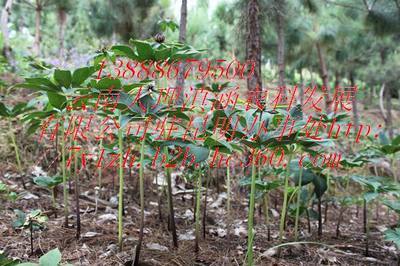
[275, 0, 285, 96]
[398, 88, 400, 105]
[334, 70, 340, 112]
[175, 0, 187, 105]
[334, 70, 340, 90]
[349, 71, 359, 131]
[1, 0, 15, 69]
[385, 86, 393, 139]
[299, 68, 304, 105]
[246, 0, 262, 101]
[57, 8, 67, 60]
[34, 0, 42, 57]
[316, 42, 331, 114]
[379, 48, 393, 139]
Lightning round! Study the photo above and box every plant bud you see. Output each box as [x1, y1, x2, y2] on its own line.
[154, 32, 165, 43]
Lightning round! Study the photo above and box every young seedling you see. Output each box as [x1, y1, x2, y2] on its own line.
[17, 248, 71, 266]
[18, 66, 95, 228]
[12, 209, 48, 256]
[0, 181, 18, 204]
[33, 176, 63, 209]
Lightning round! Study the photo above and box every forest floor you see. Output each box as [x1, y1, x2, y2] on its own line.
[1, 73, 400, 265]
[1, 168, 399, 266]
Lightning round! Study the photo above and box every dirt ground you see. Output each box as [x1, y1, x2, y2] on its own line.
[1, 166, 399, 266]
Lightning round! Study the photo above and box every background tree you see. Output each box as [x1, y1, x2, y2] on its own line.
[1, 0, 15, 67]
[175, 0, 186, 105]
[54, 0, 71, 60]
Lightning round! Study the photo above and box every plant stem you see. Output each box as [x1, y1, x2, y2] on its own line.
[226, 165, 231, 237]
[294, 163, 304, 240]
[246, 150, 257, 265]
[202, 167, 211, 239]
[264, 192, 271, 241]
[51, 188, 56, 209]
[134, 135, 146, 266]
[195, 168, 202, 253]
[279, 152, 293, 242]
[30, 220, 33, 256]
[164, 152, 178, 247]
[364, 199, 370, 256]
[118, 113, 124, 251]
[318, 197, 322, 237]
[98, 127, 103, 189]
[60, 118, 68, 227]
[68, 133, 73, 193]
[8, 118, 23, 174]
[74, 138, 80, 240]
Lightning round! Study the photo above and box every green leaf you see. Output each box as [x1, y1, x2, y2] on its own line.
[11, 103, 32, 116]
[185, 144, 210, 163]
[47, 92, 67, 110]
[239, 177, 282, 191]
[130, 40, 154, 61]
[292, 168, 317, 186]
[25, 78, 60, 91]
[16, 263, 38, 266]
[381, 145, 400, 155]
[351, 175, 382, 192]
[33, 176, 63, 188]
[12, 209, 26, 229]
[0, 102, 10, 117]
[383, 200, 400, 214]
[363, 192, 379, 202]
[392, 135, 400, 146]
[0, 181, 7, 192]
[26, 120, 42, 136]
[111, 45, 137, 59]
[158, 19, 179, 32]
[91, 77, 122, 90]
[154, 47, 172, 61]
[0, 251, 20, 266]
[72, 67, 95, 87]
[204, 137, 233, 153]
[54, 70, 72, 88]
[38, 248, 61, 266]
[312, 175, 327, 198]
[384, 228, 400, 249]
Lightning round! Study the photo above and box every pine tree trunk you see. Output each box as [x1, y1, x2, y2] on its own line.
[379, 48, 393, 139]
[246, 0, 262, 100]
[175, 0, 187, 105]
[1, 0, 15, 69]
[244, 0, 262, 177]
[275, 0, 285, 96]
[34, 0, 42, 57]
[316, 42, 331, 114]
[349, 71, 359, 131]
[385, 87, 393, 139]
[58, 8, 67, 60]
